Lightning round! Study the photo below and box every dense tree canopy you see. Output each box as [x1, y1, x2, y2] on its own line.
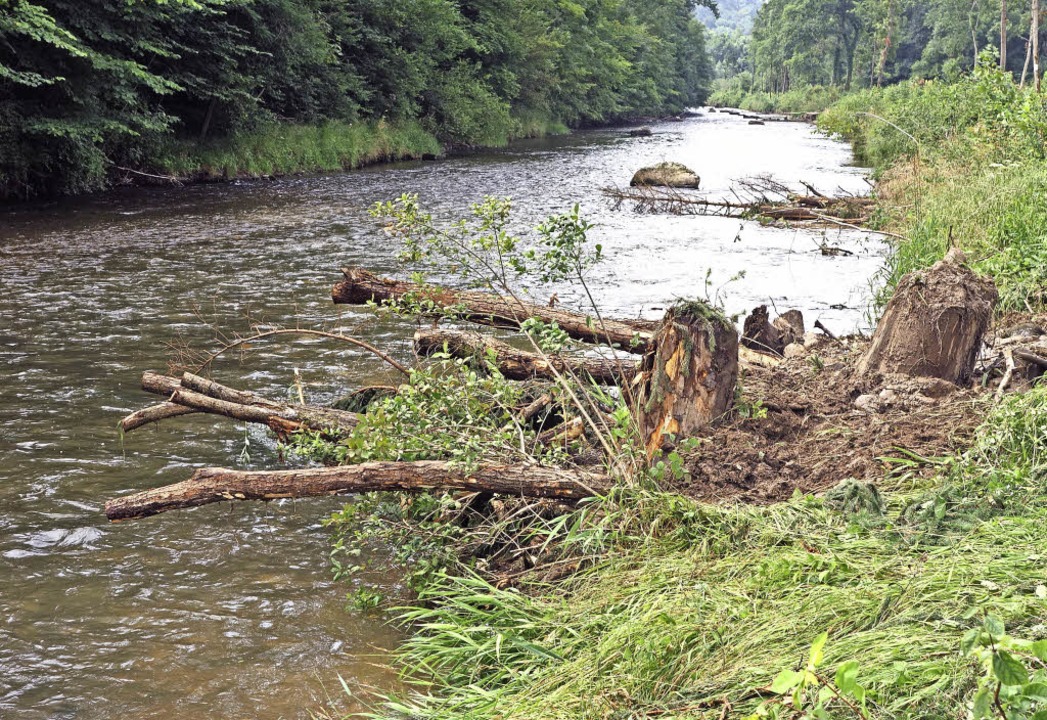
[743, 0, 1044, 92]
[0, 0, 715, 199]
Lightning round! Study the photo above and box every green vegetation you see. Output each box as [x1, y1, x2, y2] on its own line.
[1, 0, 715, 200]
[709, 0, 1045, 113]
[311, 54, 1047, 720]
[819, 55, 1047, 312]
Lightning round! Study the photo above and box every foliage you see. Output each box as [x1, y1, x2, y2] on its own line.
[962, 615, 1047, 719]
[366, 386, 1047, 719]
[1, 0, 715, 199]
[818, 58, 1047, 312]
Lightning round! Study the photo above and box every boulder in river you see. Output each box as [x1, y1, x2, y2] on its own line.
[628, 127, 653, 137]
[630, 161, 701, 189]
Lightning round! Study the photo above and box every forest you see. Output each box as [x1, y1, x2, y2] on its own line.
[0, 0, 713, 200]
[710, 0, 1044, 107]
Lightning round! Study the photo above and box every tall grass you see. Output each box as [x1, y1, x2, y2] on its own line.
[819, 61, 1047, 313]
[153, 119, 442, 179]
[379, 387, 1047, 719]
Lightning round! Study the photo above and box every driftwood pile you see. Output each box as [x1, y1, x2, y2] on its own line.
[109, 253, 1004, 522]
[604, 174, 875, 228]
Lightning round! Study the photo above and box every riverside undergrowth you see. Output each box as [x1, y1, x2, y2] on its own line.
[315, 79, 1047, 716]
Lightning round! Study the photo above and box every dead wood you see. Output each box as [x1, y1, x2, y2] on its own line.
[857, 255, 998, 385]
[742, 305, 783, 355]
[104, 462, 612, 521]
[633, 303, 739, 456]
[413, 328, 638, 384]
[332, 267, 657, 353]
[134, 371, 359, 436]
[120, 403, 199, 433]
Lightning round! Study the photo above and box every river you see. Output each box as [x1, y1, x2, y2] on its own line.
[0, 112, 881, 719]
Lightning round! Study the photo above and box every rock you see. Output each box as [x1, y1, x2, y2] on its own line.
[783, 342, 806, 359]
[802, 331, 826, 349]
[854, 394, 879, 413]
[748, 119, 765, 125]
[630, 161, 701, 189]
[628, 127, 653, 137]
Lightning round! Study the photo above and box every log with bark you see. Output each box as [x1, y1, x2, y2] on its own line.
[857, 251, 998, 385]
[129, 371, 360, 437]
[105, 462, 612, 521]
[332, 267, 657, 353]
[413, 328, 638, 384]
[633, 301, 739, 456]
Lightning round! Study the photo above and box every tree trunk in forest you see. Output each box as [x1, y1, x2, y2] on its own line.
[857, 253, 998, 385]
[633, 303, 739, 457]
[1034, 0, 1042, 91]
[104, 462, 612, 521]
[413, 328, 638, 384]
[1002, 0, 1009, 70]
[332, 267, 657, 352]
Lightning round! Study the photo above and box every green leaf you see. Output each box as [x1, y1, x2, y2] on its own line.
[972, 688, 992, 719]
[985, 615, 1006, 638]
[835, 660, 859, 693]
[993, 650, 1029, 686]
[1032, 640, 1047, 663]
[1023, 682, 1047, 700]
[770, 669, 805, 694]
[808, 632, 828, 669]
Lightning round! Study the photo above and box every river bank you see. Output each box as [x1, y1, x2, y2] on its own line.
[0, 113, 880, 719]
[343, 70, 1047, 719]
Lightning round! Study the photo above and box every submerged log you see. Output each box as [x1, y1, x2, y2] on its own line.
[104, 462, 612, 521]
[414, 328, 638, 384]
[857, 252, 998, 385]
[133, 371, 360, 436]
[332, 267, 657, 352]
[633, 301, 739, 455]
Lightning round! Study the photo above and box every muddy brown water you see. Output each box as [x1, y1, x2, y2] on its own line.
[0, 112, 882, 719]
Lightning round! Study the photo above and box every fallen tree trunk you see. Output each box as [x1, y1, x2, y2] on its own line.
[132, 371, 360, 436]
[332, 267, 657, 353]
[633, 302, 739, 456]
[414, 328, 638, 384]
[105, 462, 612, 521]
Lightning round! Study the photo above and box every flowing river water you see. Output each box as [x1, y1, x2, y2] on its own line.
[0, 112, 882, 719]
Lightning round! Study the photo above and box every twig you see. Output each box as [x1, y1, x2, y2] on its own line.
[995, 348, 1016, 402]
[114, 166, 184, 185]
[1014, 349, 1047, 369]
[814, 319, 837, 340]
[195, 328, 410, 376]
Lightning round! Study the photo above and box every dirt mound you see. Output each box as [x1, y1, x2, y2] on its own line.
[672, 336, 986, 504]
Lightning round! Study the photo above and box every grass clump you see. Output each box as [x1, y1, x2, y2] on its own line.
[153, 119, 441, 180]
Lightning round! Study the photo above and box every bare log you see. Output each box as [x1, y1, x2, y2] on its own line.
[633, 302, 739, 456]
[332, 267, 656, 353]
[120, 403, 199, 433]
[857, 253, 998, 385]
[104, 462, 612, 521]
[137, 371, 359, 436]
[414, 328, 638, 384]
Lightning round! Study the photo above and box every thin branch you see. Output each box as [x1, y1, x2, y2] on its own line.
[194, 328, 410, 376]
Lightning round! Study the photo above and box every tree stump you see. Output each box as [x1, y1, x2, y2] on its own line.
[633, 301, 739, 456]
[857, 253, 997, 385]
[742, 304, 783, 354]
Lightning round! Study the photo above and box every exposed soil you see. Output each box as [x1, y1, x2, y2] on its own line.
[670, 316, 1047, 505]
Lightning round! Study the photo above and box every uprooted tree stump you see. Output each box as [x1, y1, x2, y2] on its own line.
[633, 301, 739, 456]
[857, 252, 997, 385]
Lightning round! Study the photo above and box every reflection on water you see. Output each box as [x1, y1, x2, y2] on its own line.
[0, 112, 881, 718]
